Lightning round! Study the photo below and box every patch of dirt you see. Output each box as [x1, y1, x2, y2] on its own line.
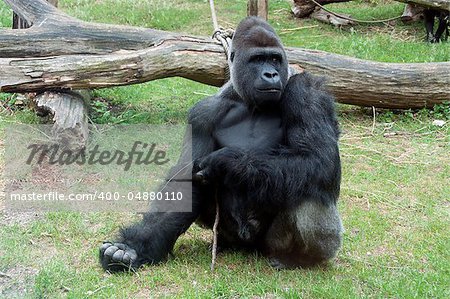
[0, 265, 38, 298]
[0, 210, 42, 227]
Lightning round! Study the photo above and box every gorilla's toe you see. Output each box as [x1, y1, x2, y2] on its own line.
[268, 258, 288, 270]
[99, 242, 138, 272]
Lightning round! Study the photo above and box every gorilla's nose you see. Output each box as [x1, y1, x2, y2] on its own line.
[262, 70, 280, 87]
[263, 71, 279, 81]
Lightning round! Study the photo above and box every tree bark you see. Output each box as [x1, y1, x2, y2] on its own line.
[396, 0, 450, 11]
[248, 0, 269, 20]
[11, 0, 88, 149]
[401, 3, 426, 23]
[35, 91, 89, 150]
[292, 0, 352, 18]
[310, 8, 354, 26]
[1, 0, 449, 109]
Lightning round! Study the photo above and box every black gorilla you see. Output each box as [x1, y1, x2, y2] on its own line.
[99, 17, 343, 271]
[424, 9, 449, 43]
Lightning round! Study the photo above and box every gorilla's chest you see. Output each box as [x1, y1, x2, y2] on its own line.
[213, 102, 283, 150]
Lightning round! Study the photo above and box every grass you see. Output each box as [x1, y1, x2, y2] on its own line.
[1, 0, 449, 298]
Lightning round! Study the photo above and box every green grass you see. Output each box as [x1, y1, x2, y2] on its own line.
[1, 0, 449, 298]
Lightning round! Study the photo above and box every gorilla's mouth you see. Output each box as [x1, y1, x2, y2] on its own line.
[257, 88, 281, 93]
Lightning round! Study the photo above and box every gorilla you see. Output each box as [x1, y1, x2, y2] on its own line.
[424, 9, 449, 43]
[99, 17, 343, 271]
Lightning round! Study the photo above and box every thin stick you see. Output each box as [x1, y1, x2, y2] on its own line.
[210, 188, 220, 271]
[0, 271, 12, 278]
[208, 1, 223, 272]
[280, 25, 318, 32]
[371, 106, 376, 135]
[309, 0, 402, 24]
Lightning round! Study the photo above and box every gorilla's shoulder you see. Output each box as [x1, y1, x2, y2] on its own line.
[287, 72, 330, 99]
[283, 72, 339, 137]
[188, 83, 235, 128]
[283, 72, 336, 114]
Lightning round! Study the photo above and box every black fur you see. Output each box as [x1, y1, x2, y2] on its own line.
[424, 9, 449, 43]
[99, 16, 343, 271]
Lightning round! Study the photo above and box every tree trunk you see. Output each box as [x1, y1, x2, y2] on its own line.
[35, 91, 89, 151]
[396, 0, 450, 10]
[1, 0, 449, 109]
[292, 0, 352, 18]
[248, 0, 269, 20]
[11, 0, 88, 149]
[401, 3, 426, 23]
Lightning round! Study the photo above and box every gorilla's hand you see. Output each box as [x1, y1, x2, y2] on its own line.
[99, 242, 138, 272]
[193, 147, 244, 184]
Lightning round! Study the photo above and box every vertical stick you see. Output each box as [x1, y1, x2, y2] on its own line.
[210, 188, 220, 271]
[12, 0, 58, 29]
[247, 0, 269, 20]
[209, 0, 219, 31]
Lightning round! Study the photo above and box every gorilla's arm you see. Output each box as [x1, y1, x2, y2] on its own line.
[99, 96, 222, 271]
[277, 73, 341, 206]
[209, 73, 341, 209]
[189, 96, 223, 163]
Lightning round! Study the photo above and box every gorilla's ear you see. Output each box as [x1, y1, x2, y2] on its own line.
[230, 52, 235, 63]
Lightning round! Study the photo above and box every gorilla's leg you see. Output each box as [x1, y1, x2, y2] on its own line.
[424, 10, 437, 42]
[264, 201, 343, 269]
[100, 188, 203, 272]
[434, 12, 449, 42]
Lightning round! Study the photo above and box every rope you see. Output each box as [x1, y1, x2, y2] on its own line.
[309, 0, 402, 24]
[208, 0, 233, 61]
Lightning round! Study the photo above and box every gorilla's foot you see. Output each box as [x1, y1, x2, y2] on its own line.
[268, 258, 291, 270]
[99, 242, 138, 272]
[268, 254, 328, 270]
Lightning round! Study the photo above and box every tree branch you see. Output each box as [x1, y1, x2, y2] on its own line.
[1, 0, 449, 109]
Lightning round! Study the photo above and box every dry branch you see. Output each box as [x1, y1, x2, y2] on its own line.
[1, 0, 449, 109]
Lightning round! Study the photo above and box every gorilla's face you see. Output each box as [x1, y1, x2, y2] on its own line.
[230, 17, 289, 110]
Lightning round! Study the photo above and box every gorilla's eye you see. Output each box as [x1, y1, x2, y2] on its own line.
[249, 55, 265, 63]
[230, 52, 235, 62]
[271, 55, 282, 64]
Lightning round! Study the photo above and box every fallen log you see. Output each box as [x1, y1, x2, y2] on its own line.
[396, 0, 450, 11]
[10, 0, 89, 150]
[310, 8, 354, 26]
[0, 0, 449, 109]
[401, 3, 426, 23]
[291, 0, 352, 18]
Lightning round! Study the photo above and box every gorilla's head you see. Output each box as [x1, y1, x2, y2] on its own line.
[229, 17, 289, 110]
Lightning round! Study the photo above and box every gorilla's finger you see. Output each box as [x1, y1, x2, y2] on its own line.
[113, 243, 127, 250]
[269, 258, 286, 270]
[193, 158, 203, 173]
[112, 249, 125, 262]
[104, 245, 118, 257]
[122, 250, 137, 264]
[193, 170, 210, 185]
[100, 242, 113, 254]
[122, 252, 132, 264]
[197, 158, 208, 170]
